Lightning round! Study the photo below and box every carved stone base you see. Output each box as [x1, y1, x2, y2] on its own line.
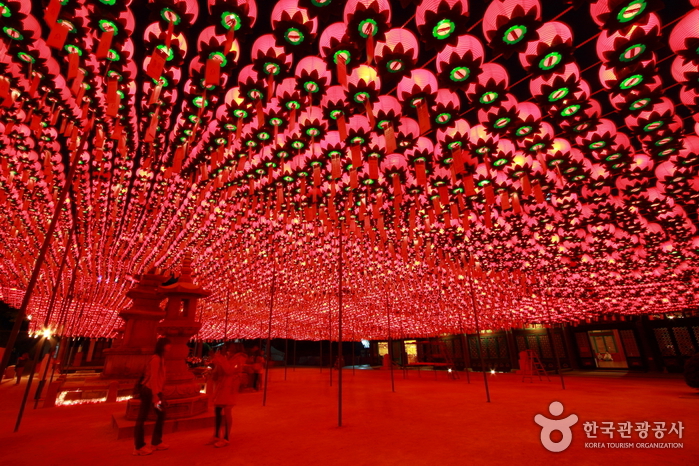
[125, 394, 209, 421]
[101, 348, 153, 379]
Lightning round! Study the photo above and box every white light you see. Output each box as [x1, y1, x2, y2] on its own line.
[42, 328, 51, 339]
[361, 339, 370, 348]
[490, 369, 495, 374]
[448, 368, 452, 373]
[26, 314, 32, 321]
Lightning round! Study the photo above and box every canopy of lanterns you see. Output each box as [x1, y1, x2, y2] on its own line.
[1, 0, 699, 341]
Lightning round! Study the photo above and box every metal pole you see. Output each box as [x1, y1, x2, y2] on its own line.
[319, 340, 323, 373]
[329, 292, 333, 387]
[461, 333, 471, 384]
[467, 273, 491, 403]
[292, 339, 296, 371]
[338, 224, 344, 427]
[457, 311, 471, 384]
[262, 260, 277, 407]
[0, 121, 93, 380]
[223, 288, 230, 342]
[351, 330, 355, 376]
[543, 290, 565, 390]
[33, 230, 74, 408]
[387, 289, 395, 393]
[284, 314, 289, 381]
[15, 338, 48, 431]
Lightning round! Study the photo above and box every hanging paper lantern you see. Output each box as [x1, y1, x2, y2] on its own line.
[208, 0, 257, 38]
[436, 34, 484, 89]
[237, 64, 266, 104]
[271, 0, 318, 49]
[669, 8, 699, 64]
[251, 33, 294, 81]
[294, 55, 332, 97]
[343, 0, 392, 59]
[437, 118, 471, 153]
[396, 69, 439, 133]
[529, 62, 582, 107]
[371, 95, 402, 132]
[518, 121, 554, 154]
[464, 63, 509, 108]
[599, 58, 657, 94]
[589, 0, 661, 31]
[318, 22, 361, 79]
[320, 85, 351, 136]
[431, 88, 461, 127]
[596, 13, 660, 69]
[482, 0, 542, 57]
[671, 55, 699, 91]
[346, 64, 381, 110]
[374, 28, 419, 79]
[478, 93, 519, 137]
[519, 21, 573, 75]
[396, 117, 420, 149]
[415, 0, 470, 49]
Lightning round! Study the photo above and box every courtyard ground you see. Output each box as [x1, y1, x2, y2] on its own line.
[0, 367, 696, 466]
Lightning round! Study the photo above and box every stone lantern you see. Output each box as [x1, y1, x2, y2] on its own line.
[155, 254, 210, 419]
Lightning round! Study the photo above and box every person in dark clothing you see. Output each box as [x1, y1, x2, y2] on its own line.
[14, 353, 29, 385]
[133, 338, 171, 456]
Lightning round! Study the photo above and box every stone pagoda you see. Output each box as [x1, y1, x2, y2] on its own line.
[102, 269, 167, 379]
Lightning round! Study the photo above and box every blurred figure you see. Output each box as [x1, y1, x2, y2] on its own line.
[250, 349, 265, 391]
[208, 342, 247, 448]
[133, 337, 171, 456]
[14, 353, 29, 385]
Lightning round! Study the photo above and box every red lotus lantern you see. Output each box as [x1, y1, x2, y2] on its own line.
[343, 0, 392, 62]
[415, 0, 469, 49]
[271, 0, 318, 50]
[374, 28, 419, 80]
[482, 0, 542, 57]
[436, 34, 484, 89]
[318, 22, 360, 85]
[396, 69, 439, 133]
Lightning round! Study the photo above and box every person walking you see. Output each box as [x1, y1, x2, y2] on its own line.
[208, 342, 247, 448]
[14, 353, 29, 385]
[133, 337, 171, 456]
[251, 349, 265, 391]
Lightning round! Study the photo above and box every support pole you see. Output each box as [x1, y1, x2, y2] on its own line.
[351, 330, 355, 376]
[0, 120, 93, 380]
[544, 291, 565, 390]
[456, 301, 471, 384]
[15, 338, 48, 432]
[337, 224, 344, 427]
[386, 289, 395, 393]
[284, 314, 289, 381]
[262, 260, 277, 407]
[34, 230, 75, 409]
[293, 339, 296, 371]
[329, 291, 333, 387]
[467, 273, 491, 403]
[223, 289, 230, 342]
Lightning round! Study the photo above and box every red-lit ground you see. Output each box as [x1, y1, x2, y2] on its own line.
[0, 368, 697, 466]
